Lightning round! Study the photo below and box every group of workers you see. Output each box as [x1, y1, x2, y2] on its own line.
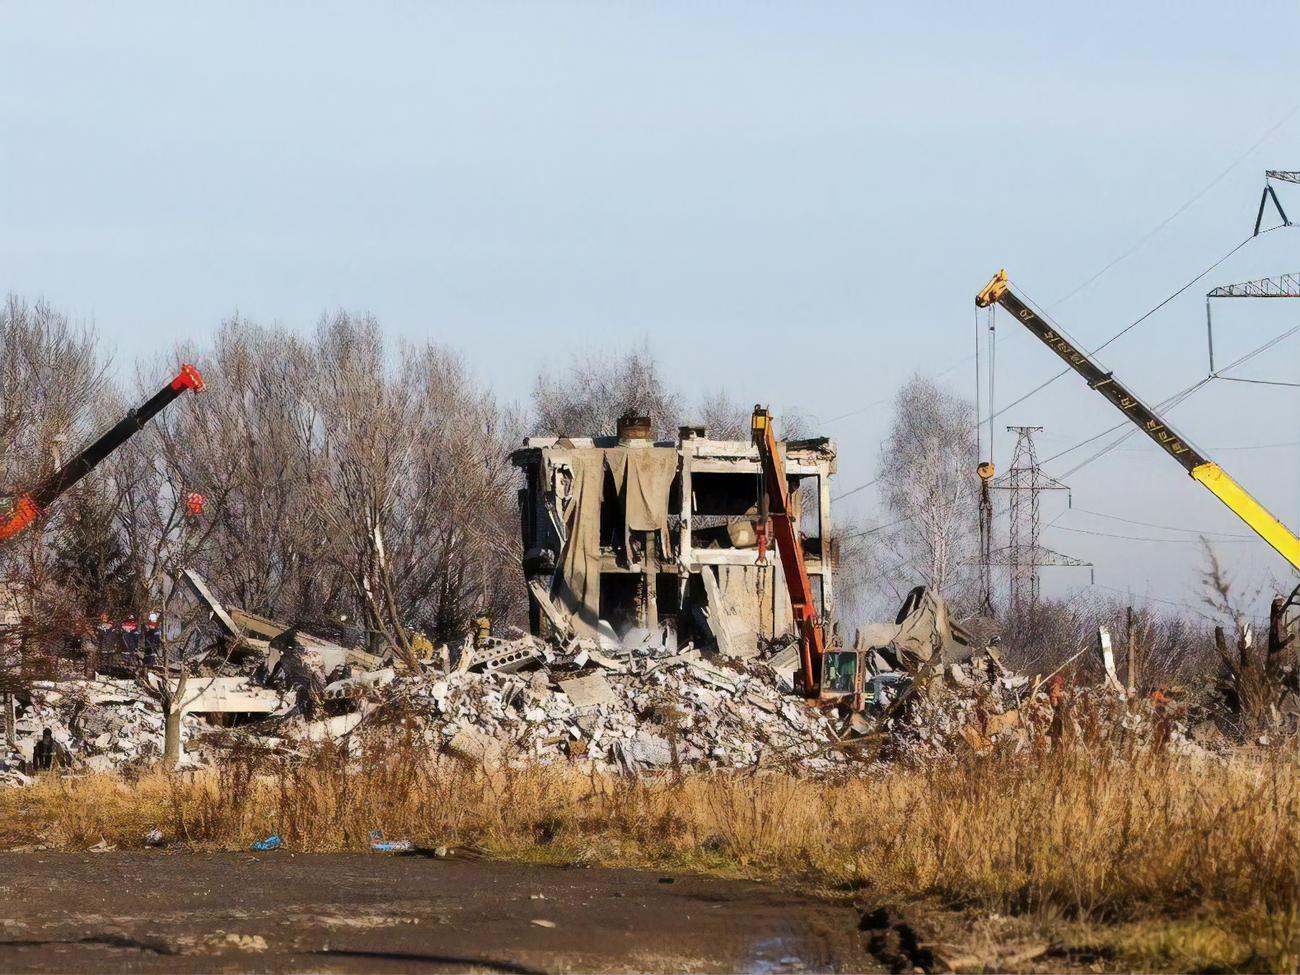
[92, 611, 164, 666]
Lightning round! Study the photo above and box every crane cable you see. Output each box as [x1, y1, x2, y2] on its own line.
[974, 307, 982, 462]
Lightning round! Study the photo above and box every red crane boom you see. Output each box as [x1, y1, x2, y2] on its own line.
[751, 406, 826, 698]
[0, 364, 204, 541]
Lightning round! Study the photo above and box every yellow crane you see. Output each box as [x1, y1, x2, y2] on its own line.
[975, 269, 1300, 572]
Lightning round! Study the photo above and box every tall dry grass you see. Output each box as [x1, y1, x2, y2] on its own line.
[3, 734, 1297, 918]
[5, 726, 1300, 968]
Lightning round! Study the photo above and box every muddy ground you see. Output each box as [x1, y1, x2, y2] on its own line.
[0, 851, 876, 973]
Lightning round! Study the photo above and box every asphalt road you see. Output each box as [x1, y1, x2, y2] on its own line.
[0, 851, 873, 973]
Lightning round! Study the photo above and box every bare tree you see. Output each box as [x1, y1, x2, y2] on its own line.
[150, 320, 336, 622]
[533, 343, 680, 439]
[874, 375, 978, 597]
[393, 344, 524, 642]
[93, 371, 230, 765]
[0, 297, 108, 687]
[1200, 543, 1284, 735]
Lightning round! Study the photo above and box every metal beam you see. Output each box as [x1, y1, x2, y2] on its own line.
[1207, 272, 1300, 298]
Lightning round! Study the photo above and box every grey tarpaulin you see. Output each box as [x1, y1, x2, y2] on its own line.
[889, 586, 972, 672]
[607, 447, 677, 563]
[552, 451, 607, 638]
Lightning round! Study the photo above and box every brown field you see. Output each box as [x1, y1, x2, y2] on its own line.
[4, 728, 1300, 972]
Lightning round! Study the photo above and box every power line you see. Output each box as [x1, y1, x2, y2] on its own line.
[1214, 375, 1300, 389]
[1045, 320, 1300, 479]
[1049, 524, 1257, 544]
[832, 477, 878, 503]
[1037, 432, 1300, 453]
[1054, 380, 1211, 481]
[1067, 506, 1253, 539]
[820, 396, 894, 426]
[837, 514, 907, 541]
[1051, 103, 1300, 308]
[1087, 581, 1211, 615]
[868, 106, 1300, 400]
[1040, 326, 1300, 473]
[973, 229, 1283, 440]
[828, 225, 1293, 505]
[834, 125, 1300, 526]
[1214, 439, 1300, 451]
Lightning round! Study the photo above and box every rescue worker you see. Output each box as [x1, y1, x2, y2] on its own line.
[142, 611, 162, 667]
[32, 728, 68, 772]
[95, 612, 114, 658]
[119, 613, 140, 660]
[268, 628, 325, 719]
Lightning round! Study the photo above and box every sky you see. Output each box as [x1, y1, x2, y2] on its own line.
[3, 2, 1300, 613]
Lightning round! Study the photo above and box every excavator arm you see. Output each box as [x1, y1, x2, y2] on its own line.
[976, 270, 1300, 571]
[752, 406, 827, 697]
[0, 364, 204, 541]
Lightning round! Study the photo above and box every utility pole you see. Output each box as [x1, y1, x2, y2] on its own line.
[1126, 605, 1137, 694]
[988, 426, 1091, 613]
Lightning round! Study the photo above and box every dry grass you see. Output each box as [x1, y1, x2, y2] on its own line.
[5, 727, 1300, 971]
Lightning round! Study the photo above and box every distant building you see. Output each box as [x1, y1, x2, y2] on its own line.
[511, 417, 836, 657]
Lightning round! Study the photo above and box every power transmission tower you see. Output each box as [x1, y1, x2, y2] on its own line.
[988, 426, 1090, 612]
[1254, 171, 1299, 236]
[1205, 271, 1300, 373]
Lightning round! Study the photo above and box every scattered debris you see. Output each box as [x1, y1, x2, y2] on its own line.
[0, 566, 1219, 787]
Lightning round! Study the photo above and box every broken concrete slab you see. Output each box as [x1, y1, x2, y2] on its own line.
[558, 674, 618, 709]
[445, 726, 504, 767]
[527, 578, 573, 640]
[468, 637, 544, 675]
[179, 677, 282, 715]
[765, 645, 801, 691]
[700, 566, 757, 659]
[623, 732, 673, 767]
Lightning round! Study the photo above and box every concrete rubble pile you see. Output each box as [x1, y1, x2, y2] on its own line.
[878, 647, 1207, 765]
[0, 569, 1220, 785]
[375, 636, 845, 773]
[1, 679, 212, 785]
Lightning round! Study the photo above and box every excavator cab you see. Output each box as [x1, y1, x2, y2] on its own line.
[820, 650, 864, 709]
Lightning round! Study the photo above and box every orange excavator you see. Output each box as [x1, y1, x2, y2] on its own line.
[752, 406, 829, 699]
[0, 364, 204, 541]
[753, 405, 969, 709]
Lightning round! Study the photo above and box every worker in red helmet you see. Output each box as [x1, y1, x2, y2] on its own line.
[142, 612, 161, 667]
[119, 613, 140, 660]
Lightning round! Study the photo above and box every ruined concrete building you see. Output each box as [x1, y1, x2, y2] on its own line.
[512, 416, 836, 657]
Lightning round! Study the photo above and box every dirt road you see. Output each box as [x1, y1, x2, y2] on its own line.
[0, 851, 873, 973]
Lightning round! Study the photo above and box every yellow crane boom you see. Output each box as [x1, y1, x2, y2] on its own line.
[976, 269, 1300, 572]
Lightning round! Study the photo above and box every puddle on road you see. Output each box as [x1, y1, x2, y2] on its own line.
[746, 936, 806, 973]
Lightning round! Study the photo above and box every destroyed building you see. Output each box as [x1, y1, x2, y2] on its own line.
[512, 416, 837, 658]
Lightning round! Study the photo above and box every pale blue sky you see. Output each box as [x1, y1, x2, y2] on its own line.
[4, 2, 1300, 611]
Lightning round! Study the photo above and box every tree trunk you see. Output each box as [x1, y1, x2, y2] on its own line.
[163, 706, 182, 767]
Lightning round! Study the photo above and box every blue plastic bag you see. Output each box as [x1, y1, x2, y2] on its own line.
[369, 828, 413, 852]
[251, 834, 282, 851]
